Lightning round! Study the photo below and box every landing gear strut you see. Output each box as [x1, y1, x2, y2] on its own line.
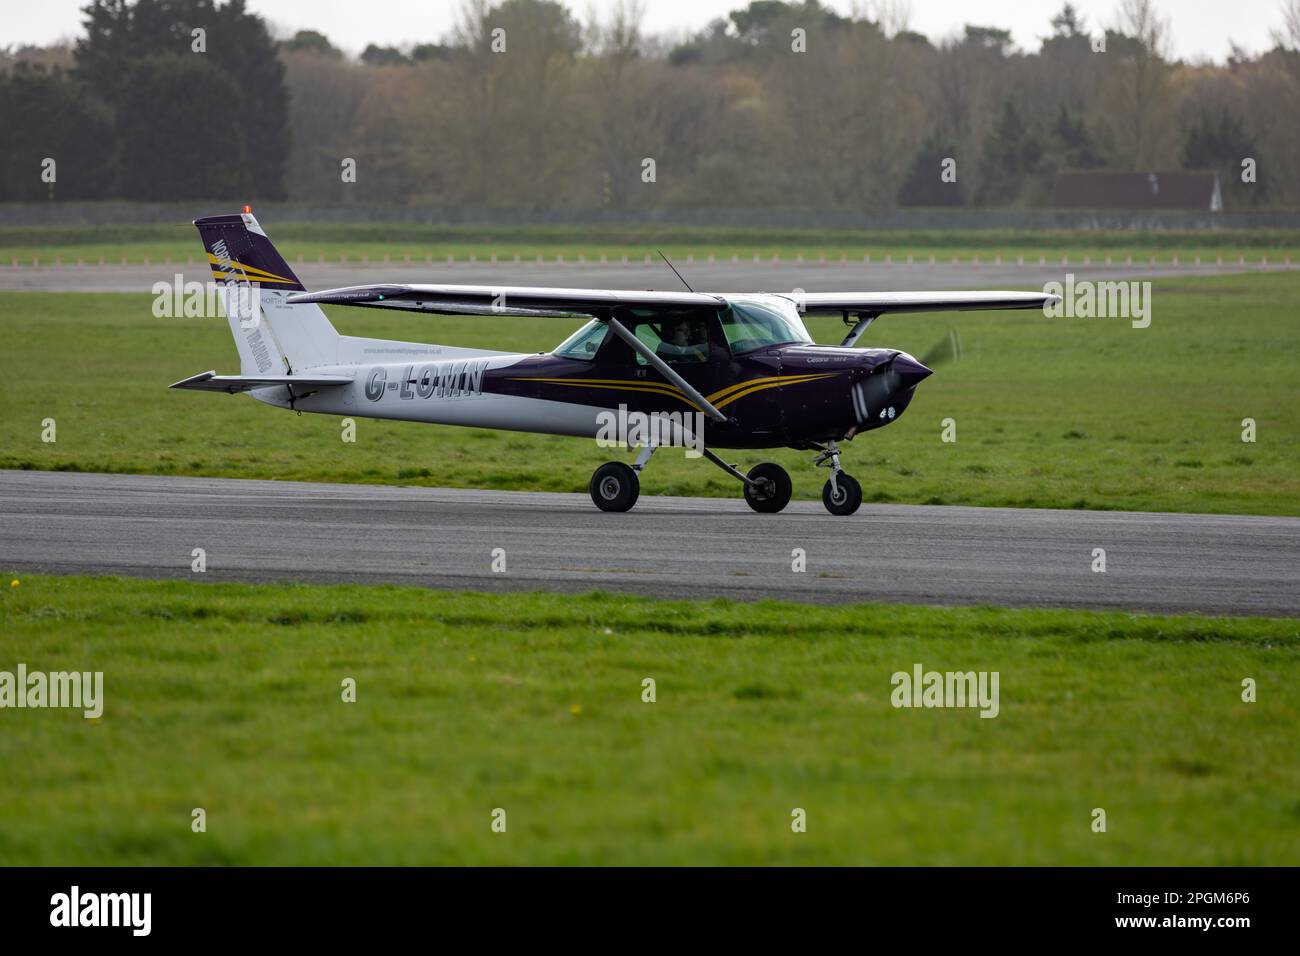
[812, 441, 862, 516]
[701, 449, 792, 514]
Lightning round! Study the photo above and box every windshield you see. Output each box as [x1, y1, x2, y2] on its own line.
[720, 296, 813, 353]
[553, 319, 608, 359]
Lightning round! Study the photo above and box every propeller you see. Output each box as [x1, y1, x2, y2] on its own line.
[854, 329, 961, 423]
[920, 328, 963, 369]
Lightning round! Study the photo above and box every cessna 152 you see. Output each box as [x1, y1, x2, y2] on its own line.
[173, 210, 1056, 515]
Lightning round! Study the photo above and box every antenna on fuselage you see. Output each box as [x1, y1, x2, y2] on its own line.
[655, 249, 695, 293]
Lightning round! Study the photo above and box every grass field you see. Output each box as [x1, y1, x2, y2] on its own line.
[2, 222, 1297, 267]
[1, 270, 1298, 514]
[0, 574, 1295, 865]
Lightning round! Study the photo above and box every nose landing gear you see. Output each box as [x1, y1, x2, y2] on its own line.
[813, 442, 862, 516]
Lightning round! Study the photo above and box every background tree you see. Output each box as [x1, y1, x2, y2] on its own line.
[977, 99, 1044, 205]
[281, 48, 372, 201]
[76, 0, 289, 198]
[279, 30, 342, 58]
[1, 0, 1297, 210]
[0, 64, 114, 200]
[897, 131, 965, 207]
[1182, 106, 1262, 206]
[115, 56, 251, 199]
[360, 45, 409, 66]
[1097, 0, 1178, 167]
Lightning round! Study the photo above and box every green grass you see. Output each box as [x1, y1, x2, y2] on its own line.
[0, 574, 1295, 865]
[1, 222, 1295, 266]
[2, 270, 1298, 514]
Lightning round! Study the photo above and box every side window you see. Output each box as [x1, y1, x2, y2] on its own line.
[635, 318, 709, 365]
[554, 320, 608, 360]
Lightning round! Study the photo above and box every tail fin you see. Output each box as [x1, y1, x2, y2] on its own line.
[194, 210, 339, 373]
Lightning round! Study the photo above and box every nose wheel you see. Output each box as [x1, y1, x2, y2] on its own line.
[822, 473, 862, 515]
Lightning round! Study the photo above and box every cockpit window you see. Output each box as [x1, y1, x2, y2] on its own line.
[553, 319, 608, 360]
[719, 297, 813, 354]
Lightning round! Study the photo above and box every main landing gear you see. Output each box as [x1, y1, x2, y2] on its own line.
[589, 461, 639, 512]
[588, 441, 861, 516]
[588, 443, 655, 512]
[694, 449, 792, 514]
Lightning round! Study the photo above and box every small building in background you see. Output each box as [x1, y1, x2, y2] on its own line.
[1052, 170, 1223, 211]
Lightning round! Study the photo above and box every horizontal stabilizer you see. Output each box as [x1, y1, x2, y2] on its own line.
[169, 370, 351, 394]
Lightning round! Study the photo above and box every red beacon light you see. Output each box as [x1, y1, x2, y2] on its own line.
[242, 204, 252, 214]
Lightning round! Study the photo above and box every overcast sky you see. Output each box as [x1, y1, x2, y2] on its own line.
[6, 0, 1292, 62]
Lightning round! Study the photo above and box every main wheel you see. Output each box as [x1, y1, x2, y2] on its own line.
[743, 462, 792, 513]
[589, 461, 640, 512]
[822, 473, 862, 516]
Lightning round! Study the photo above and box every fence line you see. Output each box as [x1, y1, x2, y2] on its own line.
[3, 203, 1300, 231]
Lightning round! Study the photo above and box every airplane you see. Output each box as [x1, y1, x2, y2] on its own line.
[172, 209, 1057, 515]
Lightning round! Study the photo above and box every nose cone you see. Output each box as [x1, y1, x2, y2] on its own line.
[890, 352, 933, 387]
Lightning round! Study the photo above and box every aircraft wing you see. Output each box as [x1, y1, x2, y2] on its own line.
[793, 291, 1057, 315]
[288, 284, 724, 318]
[169, 371, 352, 394]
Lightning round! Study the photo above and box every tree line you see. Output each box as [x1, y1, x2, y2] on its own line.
[2, 0, 1299, 210]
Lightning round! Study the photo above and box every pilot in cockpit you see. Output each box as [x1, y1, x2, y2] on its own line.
[656, 318, 709, 363]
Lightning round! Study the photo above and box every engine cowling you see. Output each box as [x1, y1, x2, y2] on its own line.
[850, 351, 932, 430]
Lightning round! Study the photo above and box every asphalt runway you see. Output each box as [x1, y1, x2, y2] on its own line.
[2, 471, 1297, 617]
[1, 258, 1291, 294]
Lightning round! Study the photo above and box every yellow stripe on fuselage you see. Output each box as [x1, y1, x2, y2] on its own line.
[704, 373, 834, 403]
[519, 377, 704, 412]
[518, 371, 839, 411]
[712, 375, 834, 409]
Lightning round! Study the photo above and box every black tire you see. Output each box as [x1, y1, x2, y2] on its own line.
[822, 473, 862, 516]
[743, 462, 792, 513]
[589, 462, 640, 512]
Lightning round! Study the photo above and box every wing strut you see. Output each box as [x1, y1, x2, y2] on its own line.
[603, 316, 728, 422]
[840, 311, 879, 348]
